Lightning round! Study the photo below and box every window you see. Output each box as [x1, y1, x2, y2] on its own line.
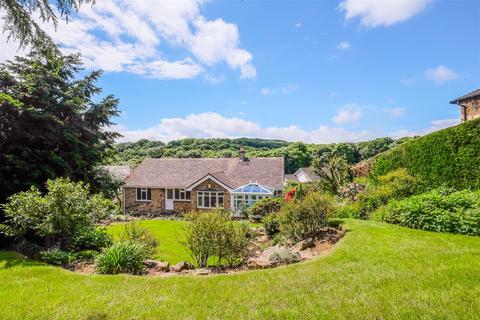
[197, 191, 224, 209]
[233, 194, 269, 210]
[136, 188, 151, 201]
[166, 188, 191, 201]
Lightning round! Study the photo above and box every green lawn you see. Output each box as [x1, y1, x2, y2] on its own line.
[107, 219, 189, 264]
[1, 219, 480, 319]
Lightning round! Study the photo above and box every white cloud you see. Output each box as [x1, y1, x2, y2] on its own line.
[337, 41, 351, 50]
[338, 0, 432, 27]
[0, 0, 255, 80]
[425, 65, 459, 84]
[261, 84, 299, 96]
[112, 112, 374, 143]
[390, 118, 460, 138]
[384, 107, 406, 118]
[294, 22, 303, 28]
[332, 107, 362, 125]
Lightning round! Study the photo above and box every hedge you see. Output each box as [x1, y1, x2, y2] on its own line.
[370, 118, 480, 190]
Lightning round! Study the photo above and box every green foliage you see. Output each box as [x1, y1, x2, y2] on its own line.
[371, 119, 480, 190]
[277, 192, 334, 242]
[354, 168, 417, 219]
[0, 50, 119, 208]
[0, 0, 93, 49]
[312, 155, 353, 194]
[95, 240, 148, 275]
[373, 188, 480, 236]
[263, 214, 280, 239]
[118, 221, 159, 257]
[109, 138, 406, 174]
[248, 197, 284, 222]
[269, 247, 301, 265]
[39, 248, 73, 265]
[0, 178, 114, 252]
[182, 211, 251, 268]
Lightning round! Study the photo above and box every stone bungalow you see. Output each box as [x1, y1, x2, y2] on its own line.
[122, 150, 284, 215]
[450, 88, 480, 122]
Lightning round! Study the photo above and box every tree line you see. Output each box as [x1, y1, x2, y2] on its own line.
[108, 137, 411, 174]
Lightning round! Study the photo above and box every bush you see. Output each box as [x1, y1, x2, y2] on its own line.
[370, 118, 480, 191]
[336, 202, 362, 219]
[95, 241, 148, 275]
[248, 197, 283, 222]
[277, 192, 334, 242]
[39, 248, 73, 265]
[373, 188, 480, 236]
[269, 247, 301, 265]
[0, 178, 114, 254]
[263, 214, 280, 238]
[118, 222, 158, 257]
[354, 168, 417, 219]
[70, 227, 112, 252]
[182, 211, 251, 268]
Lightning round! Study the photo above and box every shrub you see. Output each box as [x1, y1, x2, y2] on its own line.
[263, 214, 280, 238]
[70, 227, 112, 252]
[39, 248, 73, 265]
[354, 168, 417, 219]
[370, 118, 480, 191]
[277, 192, 334, 242]
[336, 202, 362, 219]
[118, 222, 158, 257]
[373, 188, 480, 236]
[95, 241, 148, 275]
[182, 211, 251, 268]
[312, 155, 353, 194]
[248, 197, 283, 222]
[269, 247, 301, 265]
[0, 178, 114, 253]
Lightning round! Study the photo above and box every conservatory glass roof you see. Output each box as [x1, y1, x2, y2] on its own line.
[232, 183, 274, 195]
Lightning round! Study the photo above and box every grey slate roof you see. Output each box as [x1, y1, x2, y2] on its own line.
[450, 88, 480, 104]
[124, 157, 285, 191]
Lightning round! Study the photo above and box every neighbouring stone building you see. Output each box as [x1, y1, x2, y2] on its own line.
[122, 150, 284, 215]
[284, 167, 319, 184]
[450, 88, 480, 122]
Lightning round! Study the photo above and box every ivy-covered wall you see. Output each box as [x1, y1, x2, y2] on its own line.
[370, 118, 480, 190]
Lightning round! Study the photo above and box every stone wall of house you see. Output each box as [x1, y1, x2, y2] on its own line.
[124, 187, 165, 215]
[173, 200, 193, 213]
[461, 97, 480, 122]
[192, 178, 231, 211]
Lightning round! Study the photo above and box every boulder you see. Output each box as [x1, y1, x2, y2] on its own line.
[193, 268, 211, 276]
[155, 261, 170, 272]
[247, 259, 271, 270]
[171, 261, 192, 272]
[144, 259, 159, 268]
[291, 238, 315, 253]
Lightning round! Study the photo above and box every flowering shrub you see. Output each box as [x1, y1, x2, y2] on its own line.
[284, 189, 296, 202]
[339, 182, 366, 201]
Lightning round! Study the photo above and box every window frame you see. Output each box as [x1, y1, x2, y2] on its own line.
[136, 187, 152, 202]
[197, 191, 224, 209]
[166, 188, 191, 201]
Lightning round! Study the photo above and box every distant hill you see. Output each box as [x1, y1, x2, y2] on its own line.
[108, 137, 409, 174]
[371, 119, 480, 190]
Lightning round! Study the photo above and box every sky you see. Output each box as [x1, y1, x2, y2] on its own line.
[1, 0, 479, 143]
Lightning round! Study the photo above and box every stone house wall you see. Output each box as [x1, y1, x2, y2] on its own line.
[460, 97, 480, 122]
[124, 187, 165, 215]
[192, 178, 231, 211]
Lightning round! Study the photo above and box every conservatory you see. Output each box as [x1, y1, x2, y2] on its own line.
[231, 182, 274, 211]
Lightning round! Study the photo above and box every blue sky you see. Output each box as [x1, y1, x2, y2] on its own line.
[1, 0, 479, 143]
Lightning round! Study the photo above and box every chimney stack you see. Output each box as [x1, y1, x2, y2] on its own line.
[239, 146, 245, 161]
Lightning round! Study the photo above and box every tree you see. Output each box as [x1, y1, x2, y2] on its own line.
[0, 50, 119, 208]
[312, 155, 352, 194]
[0, 0, 93, 49]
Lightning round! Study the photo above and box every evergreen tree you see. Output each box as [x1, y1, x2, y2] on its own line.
[0, 50, 119, 208]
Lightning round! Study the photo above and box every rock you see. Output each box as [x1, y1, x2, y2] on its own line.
[144, 259, 159, 268]
[171, 261, 192, 272]
[155, 261, 170, 272]
[247, 259, 271, 269]
[193, 268, 211, 276]
[291, 238, 315, 253]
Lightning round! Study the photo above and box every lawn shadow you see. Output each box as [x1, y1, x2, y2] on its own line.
[0, 251, 44, 269]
